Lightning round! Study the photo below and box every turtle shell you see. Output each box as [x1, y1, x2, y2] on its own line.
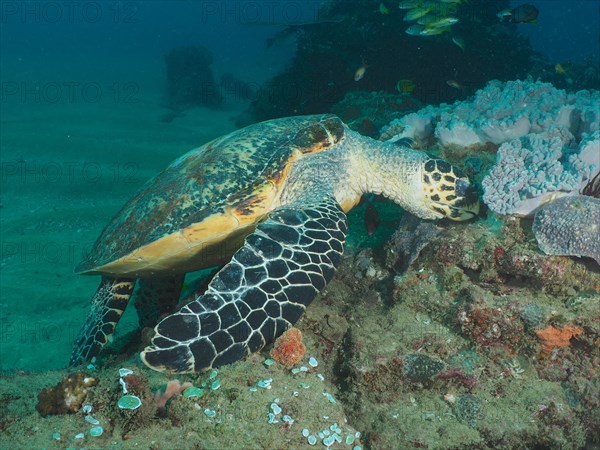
[77, 114, 346, 276]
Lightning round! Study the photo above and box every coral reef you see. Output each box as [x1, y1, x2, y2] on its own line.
[6, 200, 600, 449]
[384, 213, 441, 272]
[271, 327, 306, 368]
[381, 79, 600, 147]
[319, 214, 600, 449]
[532, 195, 600, 264]
[331, 90, 422, 137]
[239, 0, 531, 125]
[36, 372, 97, 417]
[482, 128, 599, 216]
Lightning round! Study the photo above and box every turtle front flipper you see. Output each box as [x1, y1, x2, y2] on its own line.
[141, 196, 347, 373]
[69, 277, 135, 366]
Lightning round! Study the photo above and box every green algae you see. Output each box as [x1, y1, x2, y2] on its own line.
[448, 349, 481, 376]
[403, 354, 446, 384]
[454, 394, 481, 427]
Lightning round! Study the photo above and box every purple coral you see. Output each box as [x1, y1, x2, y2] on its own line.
[482, 129, 599, 216]
[381, 80, 599, 148]
[532, 195, 600, 265]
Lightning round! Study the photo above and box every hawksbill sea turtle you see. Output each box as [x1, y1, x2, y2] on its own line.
[70, 114, 479, 373]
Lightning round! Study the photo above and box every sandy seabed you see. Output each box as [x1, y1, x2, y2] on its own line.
[0, 87, 245, 371]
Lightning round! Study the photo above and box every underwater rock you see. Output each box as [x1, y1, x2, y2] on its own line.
[36, 372, 97, 417]
[163, 45, 223, 110]
[532, 195, 600, 264]
[385, 213, 441, 272]
[519, 303, 546, 331]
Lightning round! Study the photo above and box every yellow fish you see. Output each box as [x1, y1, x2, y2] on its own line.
[379, 2, 389, 14]
[398, 0, 423, 9]
[404, 6, 432, 21]
[405, 24, 425, 35]
[446, 79, 464, 89]
[420, 26, 450, 36]
[354, 63, 368, 81]
[423, 17, 459, 28]
[396, 79, 416, 94]
[555, 63, 568, 75]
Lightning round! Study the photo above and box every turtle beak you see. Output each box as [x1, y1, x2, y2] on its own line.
[449, 180, 480, 220]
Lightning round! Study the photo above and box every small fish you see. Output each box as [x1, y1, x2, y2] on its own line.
[378, 2, 389, 15]
[404, 6, 432, 21]
[496, 8, 512, 19]
[555, 63, 568, 75]
[420, 26, 450, 36]
[446, 79, 464, 89]
[354, 63, 368, 81]
[364, 200, 380, 236]
[498, 3, 539, 24]
[398, 0, 422, 9]
[405, 24, 425, 35]
[396, 79, 416, 94]
[422, 16, 459, 28]
[452, 36, 465, 51]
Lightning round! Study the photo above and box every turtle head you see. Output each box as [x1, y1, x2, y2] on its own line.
[416, 157, 480, 221]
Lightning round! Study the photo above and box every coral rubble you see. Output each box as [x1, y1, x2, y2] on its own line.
[36, 372, 97, 417]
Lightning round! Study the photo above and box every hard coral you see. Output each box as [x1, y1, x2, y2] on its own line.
[535, 324, 583, 354]
[459, 305, 525, 351]
[271, 328, 306, 367]
[533, 195, 600, 264]
[36, 372, 97, 417]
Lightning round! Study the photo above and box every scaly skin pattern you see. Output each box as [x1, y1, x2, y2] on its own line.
[70, 277, 135, 366]
[141, 121, 479, 373]
[141, 195, 347, 373]
[77, 115, 345, 274]
[69, 114, 479, 372]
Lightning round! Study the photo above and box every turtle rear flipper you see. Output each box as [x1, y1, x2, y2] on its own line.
[69, 277, 135, 366]
[134, 275, 185, 328]
[141, 196, 347, 373]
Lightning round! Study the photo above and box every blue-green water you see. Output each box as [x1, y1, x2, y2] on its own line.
[1, 2, 599, 449]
